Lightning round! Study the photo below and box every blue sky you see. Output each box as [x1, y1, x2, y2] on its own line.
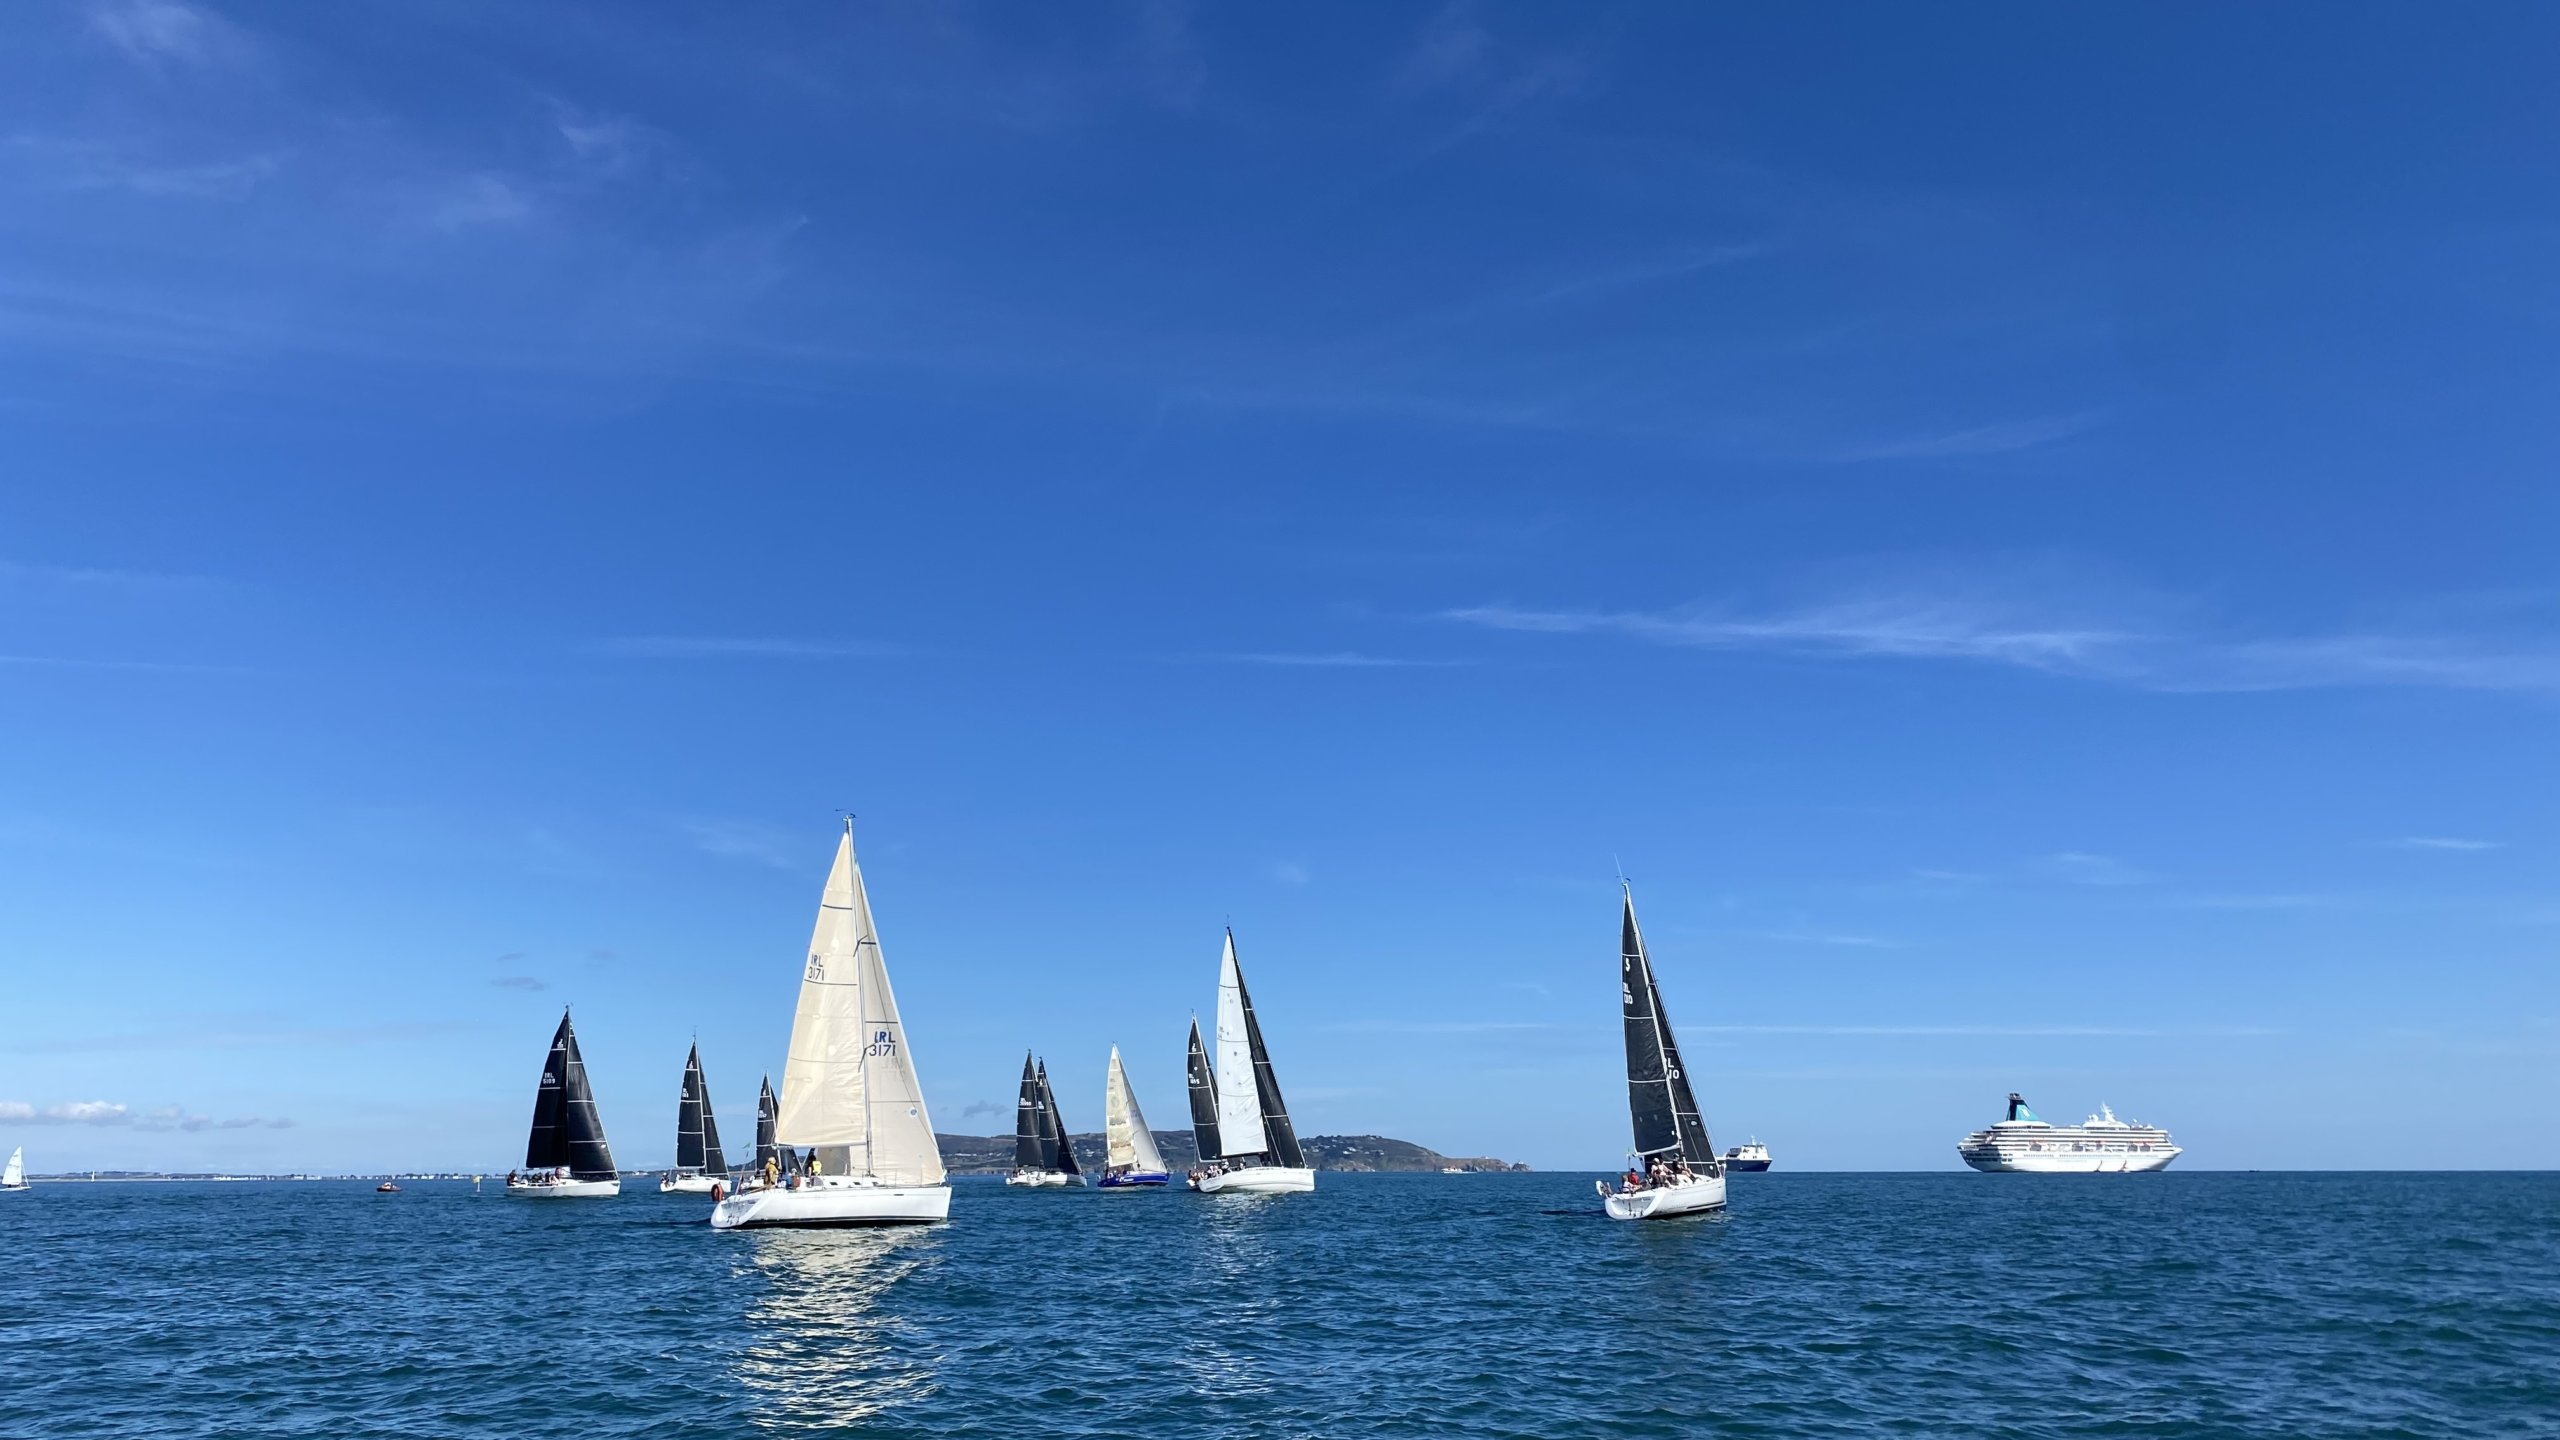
[3, 2, 2554, 1173]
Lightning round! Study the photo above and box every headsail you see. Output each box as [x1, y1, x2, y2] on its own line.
[753, 1074, 790, 1177]
[1038, 1060, 1081, 1177]
[700, 1061, 727, 1175]
[1105, 1046, 1166, 1173]
[675, 1043, 710, 1173]
[774, 825, 946, 1186]
[1184, 1017, 1223, 1161]
[1235, 946, 1306, 1169]
[557, 1013, 616, 1180]
[1211, 931, 1270, 1159]
[1619, 888, 1716, 1166]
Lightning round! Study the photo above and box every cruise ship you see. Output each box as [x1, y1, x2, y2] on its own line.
[1957, 1093, 2180, 1173]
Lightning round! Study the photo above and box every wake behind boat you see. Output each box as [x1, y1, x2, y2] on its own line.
[509, 1009, 621, 1198]
[1598, 885, 1726, 1221]
[660, 1041, 730, 1194]
[1186, 930, 1313, 1195]
[711, 821, 950, 1229]
[1099, 1045, 1168, 1188]
[1006, 1053, 1084, 1187]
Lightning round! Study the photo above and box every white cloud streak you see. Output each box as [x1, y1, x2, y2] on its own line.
[596, 636, 900, 660]
[2388, 836, 2502, 852]
[0, 1099, 292, 1129]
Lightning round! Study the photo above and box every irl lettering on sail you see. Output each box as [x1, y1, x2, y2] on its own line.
[865, 1029, 899, 1059]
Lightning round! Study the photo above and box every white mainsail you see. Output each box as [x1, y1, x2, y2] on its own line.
[774, 826, 946, 1186]
[1212, 932, 1269, 1158]
[2, 1147, 22, 1187]
[1104, 1046, 1166, 1173]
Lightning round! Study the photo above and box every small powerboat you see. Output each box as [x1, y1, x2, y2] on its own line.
[376, 1182, 400, 1193]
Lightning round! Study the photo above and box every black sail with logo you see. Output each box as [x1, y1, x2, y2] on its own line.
[1183, 1018, 1222, 1160]
[1618, 889, 1718, 1168]
[1015, 1053, 1047, 1170]
[526, 1010, 617, 1179]
[675, 1043, 710, 1172]
[753, 1075, 794, 1177]
[1232, 948, 1306, 1169]
[1038, 1061, 1081, 1177]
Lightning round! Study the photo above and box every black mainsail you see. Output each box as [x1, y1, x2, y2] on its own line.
[1620, 888, 1717, 1169]
[1038, 1060, 1082, 1178]
[1233, 948, 1306, 1169]
[1183, 1017, 1223, 1161]
[526, 1010, 617, 1180]
[1014, 1052, 1052, 1172]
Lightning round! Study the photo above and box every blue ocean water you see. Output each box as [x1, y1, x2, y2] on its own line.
[4, 1171, 2554, 1438]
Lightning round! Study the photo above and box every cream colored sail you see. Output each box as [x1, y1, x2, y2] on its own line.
[1, 1147, 22, 1187]
[1212, 932, 1269, 1158]
[1104, 1046, 1166, 1172]
[774, 826, 946, 1186]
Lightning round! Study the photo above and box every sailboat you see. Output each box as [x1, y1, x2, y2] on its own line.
[508, 1009, 621, 1197]
[2, 1146, 27, 1193]
[660, 1042, 730, 1194]
[1597, 885, 1727, 1221]
[1099, 1045, 1169, 1188]
[711, 821, 949, 1228]
[1006, 1053, 1083, 1186]
[1187, 929, 1314, 1194]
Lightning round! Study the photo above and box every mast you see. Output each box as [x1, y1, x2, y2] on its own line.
[674, 1042, 709, 1173]
[525, 1010, 575, 1170]
[1039, 1060, 1081, 1177]
[1211, 930, 1270, 1160]
[1233, 940, 1306, 1169]
[1014, 1052, 1046, 1171]
[1184, 1017, 1223, 1161]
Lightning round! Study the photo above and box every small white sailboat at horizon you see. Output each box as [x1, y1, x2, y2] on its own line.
[1006, 1053, 1084, 1187]
[3, 1146, 28, 1193]
[1099, 1045, 1169, 1188]
[1186, 930, 1314, 1195]
[1598, 885, 1727, 1221]
[659, 1041, 730, 1194]
[711, 821, 950, 1229]
[509, 1009, 622, 1198]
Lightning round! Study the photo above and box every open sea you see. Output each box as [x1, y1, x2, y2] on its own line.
[5, 1171, 2555, 1438]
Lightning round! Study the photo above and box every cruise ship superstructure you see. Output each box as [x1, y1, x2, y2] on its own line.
[1957, 1093, 2180, 1174]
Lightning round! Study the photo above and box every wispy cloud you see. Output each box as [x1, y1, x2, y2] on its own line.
[597, 636, 900, 660]
[0, 654, 248, 674]
[0, 1099, 292, 1129]
[1828, 412, 2098, 462]
[1747, 931, 1902, 948]
[1192, 651, 1470, 669]
[685, 820, 797, 870]
[2388, 836, 2502, 852]
[2166, 893, 2333, 911]
[1271, 860, 1312, 887]
[491, 975, 547, 991]
[957, 1100, 1008, 1121]
[6, 1021, 477, 1055]
[1440, 575, 2560, 696]
[420, 172, 534, 232]
[86, 0, 253, 69]
[2028, 851, 2153, 887]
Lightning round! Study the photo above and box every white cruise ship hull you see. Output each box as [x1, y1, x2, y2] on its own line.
[1598, 1171, 1727, 1221]
[1960, 1146, 2180, 1174]
[1192, 1165, 1315, 1194]
[659, 1173, 722, 1194]
[709, 1176, 950, 1229]
[506, 1176, 621, 1198]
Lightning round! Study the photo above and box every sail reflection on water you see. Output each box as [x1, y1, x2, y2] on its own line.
[735, 1227, 945, 1427]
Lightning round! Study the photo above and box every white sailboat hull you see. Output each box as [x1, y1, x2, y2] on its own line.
[659, 1173, 723, 1194]
[1598, 1171, 1726, 1221]
[1004, 1169, 1082, 1188]
[709, 1176, 950, 1229]
[1192, 1165, 1315, 1195]
[506, 1176, 621, 1198]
